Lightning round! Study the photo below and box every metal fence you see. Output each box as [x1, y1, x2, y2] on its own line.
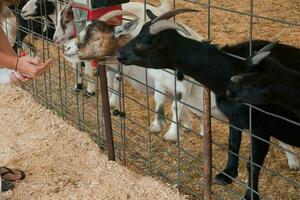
[4, 0, 299, 199]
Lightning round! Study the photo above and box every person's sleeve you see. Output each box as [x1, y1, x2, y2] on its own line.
[0, 68, 13, 84]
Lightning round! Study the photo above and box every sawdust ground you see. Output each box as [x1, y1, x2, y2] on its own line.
[0, 85, 183, 200]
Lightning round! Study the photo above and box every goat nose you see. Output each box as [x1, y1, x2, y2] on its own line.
[116, 52, 127, 63]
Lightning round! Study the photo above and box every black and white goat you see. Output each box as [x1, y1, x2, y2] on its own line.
[7, 0, 55, 52]
[21, 0, 56, 23]
[116, 9, 300, 200]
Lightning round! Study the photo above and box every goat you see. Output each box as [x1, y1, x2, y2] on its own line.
[62, 9, 226, 143]
[65, 9, 299, 172]
[227, 48, 300, 119]
[21, 0, 95, 95]
[54, 0, 171, 96]
[21, 0, 56, 23]
[8, 0, 55, 52]
[1, 6, 16, 46]
[116, 9, 300, 200]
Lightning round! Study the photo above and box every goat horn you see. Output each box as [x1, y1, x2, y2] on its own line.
[257, 40, 279, 54]
[149, 19, 191, 36]
[99, 10, 139, 22]
[152, 8, 199, 23]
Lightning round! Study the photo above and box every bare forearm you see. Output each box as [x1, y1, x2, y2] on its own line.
[0, 51, 17, 70]
[0, 25, 16, 56]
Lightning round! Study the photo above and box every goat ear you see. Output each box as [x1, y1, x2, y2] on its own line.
[113, 19, 139, 38]
[146, 9, 157, 21]
[257, 40, 279, 54]
[251, 51, 271, 65]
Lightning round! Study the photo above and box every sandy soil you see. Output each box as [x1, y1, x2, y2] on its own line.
[3, 0, 299, 199]
[0, 85, 183, 200]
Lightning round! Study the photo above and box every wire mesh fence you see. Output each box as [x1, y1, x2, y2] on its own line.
[2, 0, 299, 199]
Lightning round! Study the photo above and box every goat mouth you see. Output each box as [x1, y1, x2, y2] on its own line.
[64, 52, 78, 57]
[116, 54, 129, 65]
[21, 14, 31, 19]
[21, 12, 36, 19]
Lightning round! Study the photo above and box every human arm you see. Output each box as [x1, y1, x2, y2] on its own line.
[0, 24, 16, 57]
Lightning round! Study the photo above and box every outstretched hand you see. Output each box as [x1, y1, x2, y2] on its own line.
[16, 56, 53, 78]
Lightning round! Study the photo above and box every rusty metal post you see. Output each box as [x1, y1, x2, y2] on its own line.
[203, 87, 212, 200]
[99, 63, 115, 161]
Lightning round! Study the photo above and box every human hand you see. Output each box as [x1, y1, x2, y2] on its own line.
[16, 56, 53, 78]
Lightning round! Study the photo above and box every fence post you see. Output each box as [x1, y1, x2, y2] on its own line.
[99, 62, 115, 161]
[203, 87, 212, 200]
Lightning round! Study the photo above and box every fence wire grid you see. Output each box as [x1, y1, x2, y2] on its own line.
[2, 0, 300, 199]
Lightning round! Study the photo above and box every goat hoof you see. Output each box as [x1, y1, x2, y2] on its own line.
[112, 109, 120, 116]
[149, 121, 162, 133]
[288, 159, 300, 170]
[182, 122, 193, 132]
[199, 129, 204, 137]
[163, 131, 178, 141]
[85, 91, 95, 97]
[213, 173, 234, 186]
[109, 98, 119, 110]
[73, 84, 83, 92]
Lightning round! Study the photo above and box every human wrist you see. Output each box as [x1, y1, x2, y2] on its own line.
[7, 56, 19, 70]
[14, 56, 19, 71]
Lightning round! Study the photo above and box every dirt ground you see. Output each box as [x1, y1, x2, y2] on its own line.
[0, 85, 183, 200]
[3, 0, 299, 199]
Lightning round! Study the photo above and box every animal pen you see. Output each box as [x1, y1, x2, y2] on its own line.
[5, 0, 300, 199]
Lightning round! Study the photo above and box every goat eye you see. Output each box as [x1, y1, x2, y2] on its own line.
[135, 43, 149, 52]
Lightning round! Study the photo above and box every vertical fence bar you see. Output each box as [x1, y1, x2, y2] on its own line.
[203, 0, 212, 199]
[119, 64, 127, 163]
[143, 0, 153, 177]
[203, 89, 212, 200]
[249, 1, 254, 199]
[99, 62, 115, 161]
[75, 64, 82, 129]
[96, 72, 101, 140]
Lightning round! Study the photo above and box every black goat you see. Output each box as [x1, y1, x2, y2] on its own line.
[117, 9, 300, 200]
[9, 0, 55, 51]
[227, 47, 300, 119]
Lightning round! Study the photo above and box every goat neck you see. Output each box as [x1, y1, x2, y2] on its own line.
[148, 30, 244, 95]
